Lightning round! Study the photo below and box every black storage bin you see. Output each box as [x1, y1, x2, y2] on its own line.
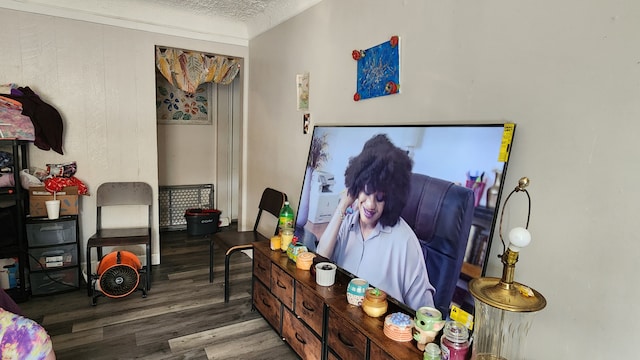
[184, 208, 221, 236]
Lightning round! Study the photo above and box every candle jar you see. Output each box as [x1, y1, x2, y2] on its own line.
[424, 343, 442, 360]
[361, 288, 388, 318]
[414, 306, 445, 351]
[280, 228, 294, 252]
[296, 252, 316, 270]
[270, 235, 281, 251]
[346, 278, 369, 306]
[440, 321, 470, 360]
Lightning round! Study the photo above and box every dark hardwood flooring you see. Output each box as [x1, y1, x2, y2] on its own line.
[20, 228, 299, 360]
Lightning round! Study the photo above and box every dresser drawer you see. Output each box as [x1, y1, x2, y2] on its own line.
[271, 265, 294, 310]
[328, 308, 367, 360]
[369, 341, 394, 360]
[282, 307, 322, 360]
[26, 219, 77, 247]
[253, 279, 281, 334]
[253, 249, 271, 286]
[295, 281, 324, 336]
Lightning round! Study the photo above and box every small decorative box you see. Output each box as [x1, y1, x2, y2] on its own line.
[286, 242, 308, 263]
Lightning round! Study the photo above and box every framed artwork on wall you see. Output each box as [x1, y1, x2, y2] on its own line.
[303, 113, 310, 134]
[353, 35, 400, 101]
[155, 70, 213, 125]
[297, 73, 310, 111]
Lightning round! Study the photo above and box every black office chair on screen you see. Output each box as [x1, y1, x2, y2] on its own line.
[210, 187, 287, 303]
[86, 182, 153, 304]
[400, 173, 475, 317]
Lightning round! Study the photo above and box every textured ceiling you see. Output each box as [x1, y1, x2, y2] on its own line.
[138, 0, 279, 21]
[0, 0, 322, 41]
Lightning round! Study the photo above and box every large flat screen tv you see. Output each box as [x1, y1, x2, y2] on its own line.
[294, 123, 515, 316]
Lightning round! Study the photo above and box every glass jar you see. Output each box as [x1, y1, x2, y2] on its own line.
[280, 228, 294, 252]
[440, 321, 470, 360]
[471, 300, 538, 360]
[361, 288, 388, 317]
[270, 235, 281, 251]
[424, 342, 442, 360]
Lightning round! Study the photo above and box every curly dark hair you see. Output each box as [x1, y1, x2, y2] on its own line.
[344, 134, 413, 227]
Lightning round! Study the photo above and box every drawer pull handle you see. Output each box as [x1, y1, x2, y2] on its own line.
[257, 264, 267, 271]
[295, 332, 307, 345]
[261, 298, 271, 308]
[338, 332, 355, 348]
[302, 301, 315, 312]
[276, 280, 287, 289]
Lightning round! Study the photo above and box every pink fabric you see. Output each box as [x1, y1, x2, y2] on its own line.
[0, 97, 35, 141]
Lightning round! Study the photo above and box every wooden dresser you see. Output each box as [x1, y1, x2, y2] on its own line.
[252, 241, 423, 360]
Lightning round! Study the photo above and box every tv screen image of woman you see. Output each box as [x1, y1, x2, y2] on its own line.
[295, 124, 513, 314]
[315, 134, 435, 310]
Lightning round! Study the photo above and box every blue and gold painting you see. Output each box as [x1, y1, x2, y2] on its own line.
[353, 35, 400, 101]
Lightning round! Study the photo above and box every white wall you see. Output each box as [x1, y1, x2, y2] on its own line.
[0, 8, 248, 266]
[247, 0, 640, 358]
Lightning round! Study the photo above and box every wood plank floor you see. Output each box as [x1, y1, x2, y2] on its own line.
[20, 229, 300, 360]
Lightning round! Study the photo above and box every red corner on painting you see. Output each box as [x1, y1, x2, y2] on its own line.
[353, 93, 361, 101]
[385, 81, 398, 94]
[390, 35, 399, 47]
[352, 50, 361, 60]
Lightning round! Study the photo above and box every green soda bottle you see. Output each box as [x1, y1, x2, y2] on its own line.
[278, 201, 294, 233]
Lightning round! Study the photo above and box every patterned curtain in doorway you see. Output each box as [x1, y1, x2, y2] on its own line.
[155, 47, 240, 94]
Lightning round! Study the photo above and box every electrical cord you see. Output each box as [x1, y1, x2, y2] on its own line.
[18, 250, 79, 290]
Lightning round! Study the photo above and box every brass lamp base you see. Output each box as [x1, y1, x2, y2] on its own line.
[469, 277, 546, 313]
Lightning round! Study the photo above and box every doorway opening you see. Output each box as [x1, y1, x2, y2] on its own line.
[155, 46, 243, 232]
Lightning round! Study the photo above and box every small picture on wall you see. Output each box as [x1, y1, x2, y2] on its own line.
[303, 113, 311, 134]
[297, 73, 310, 111]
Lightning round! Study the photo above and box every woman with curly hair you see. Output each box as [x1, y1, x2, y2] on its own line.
[316, 134, 435, 310]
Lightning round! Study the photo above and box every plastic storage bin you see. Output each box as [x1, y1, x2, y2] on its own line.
[28, 244, 78, 270]
[184, 208, 221, 236]
[30, 267, 79, 295]
[26, 219, 76, 247]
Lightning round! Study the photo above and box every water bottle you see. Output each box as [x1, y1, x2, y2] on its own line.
[278, 201, 294, 233]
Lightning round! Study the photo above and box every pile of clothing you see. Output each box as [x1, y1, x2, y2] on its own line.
[0, 84, 64, 155]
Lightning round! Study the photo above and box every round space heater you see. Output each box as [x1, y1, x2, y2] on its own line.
[97, 251, 141, 298]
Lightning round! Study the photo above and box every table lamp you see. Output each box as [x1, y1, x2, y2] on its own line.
[469, 177, 547, 360]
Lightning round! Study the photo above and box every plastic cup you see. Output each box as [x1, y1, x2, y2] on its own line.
[45, 200, 61, 219]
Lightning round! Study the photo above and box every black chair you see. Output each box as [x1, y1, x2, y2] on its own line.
[210, 187, 287, 303]
[86, 182, 153, 303]
[400, 173, 475, 316]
